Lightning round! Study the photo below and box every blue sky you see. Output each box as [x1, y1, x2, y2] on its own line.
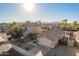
[0, 3, 79, 23]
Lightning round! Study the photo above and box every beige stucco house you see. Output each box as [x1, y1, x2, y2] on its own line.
[64, 31, 75, 47]
[10, 42, 51, 56]
[74, 31, 79, 47]
[22, 22, 42, 34]
[22, 22, 43, 39]
[37, 28, 65, 48]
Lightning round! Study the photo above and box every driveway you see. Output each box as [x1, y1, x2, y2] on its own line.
[46, 45, 76, 56]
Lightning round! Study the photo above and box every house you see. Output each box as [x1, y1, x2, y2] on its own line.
[52, 21, 60, 28]
[0, 23, 10, 33]
[22, 22, 43, 37]
[0, 43, 12, 54]
[64, 31, 75, 47]
[37, 28, 65, 48]
[74, 31, 79, 47]
[8, 41, 51, 56]
[41, 23, 54, 30]
[0, 33, 8, 42]
[22, 22, 47, 40]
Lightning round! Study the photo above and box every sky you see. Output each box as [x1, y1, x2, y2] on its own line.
[0, 3, 79, 23]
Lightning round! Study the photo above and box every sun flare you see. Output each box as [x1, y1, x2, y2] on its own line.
[23, 3, 35, 12]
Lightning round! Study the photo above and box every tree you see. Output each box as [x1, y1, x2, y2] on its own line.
[60, 19, 68, 30]
[9, 21, 17, 26]
[73, 21, 77, 26]
[6, 22, 23, 40]
[72, 21, 78, 31]
[62, 19, 67, 24]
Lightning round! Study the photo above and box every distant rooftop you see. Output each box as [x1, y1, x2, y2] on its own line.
[22, 22, 41, 27]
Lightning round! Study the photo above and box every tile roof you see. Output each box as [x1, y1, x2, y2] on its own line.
[40, 28, 65, 41]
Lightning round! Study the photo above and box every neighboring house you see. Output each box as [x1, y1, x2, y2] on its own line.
[52, 22, 60, 28]
[64, 31, 71, 38]
[0, 33, 8, 42]
[41, 23, 54, 30]
[64, 31, 75, 47]
[0, 23, 10, 33]
[22, 22, 42, 36]
[23, 22, 42, 33]
[0, 44, 12, 54]
[74, 31, 79, 47]
[74, 31, 79, 42]
[67, 39, 74, 47]
[9, 41, 50, 56]
[37, 28, 65, 48]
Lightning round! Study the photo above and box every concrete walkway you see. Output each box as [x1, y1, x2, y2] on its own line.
[46, 45, 76, 56]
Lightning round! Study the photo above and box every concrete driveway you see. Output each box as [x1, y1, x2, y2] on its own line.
[46, 45, 76, 56]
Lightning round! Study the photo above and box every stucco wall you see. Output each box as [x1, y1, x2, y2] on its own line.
[67, 40, 74, 47]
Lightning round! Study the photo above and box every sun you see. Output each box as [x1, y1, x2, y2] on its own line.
[23, 3, 35, 12]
